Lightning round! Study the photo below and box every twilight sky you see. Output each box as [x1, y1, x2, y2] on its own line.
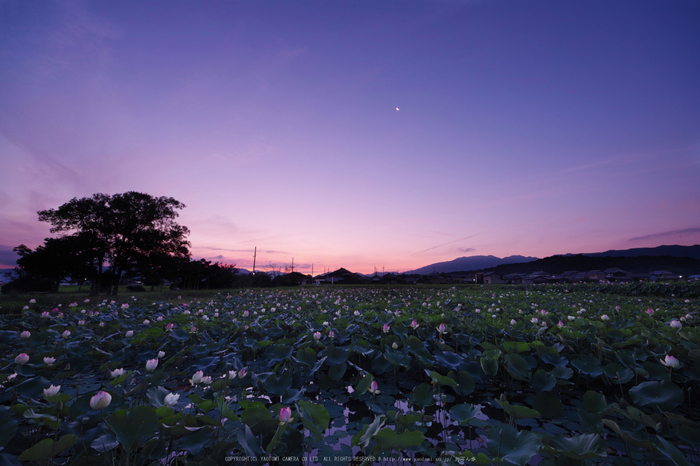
[1, 0, 699, 274]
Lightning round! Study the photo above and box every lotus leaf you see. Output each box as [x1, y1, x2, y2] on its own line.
[629, 380, 684, 411]
[487, 424, 542, 466]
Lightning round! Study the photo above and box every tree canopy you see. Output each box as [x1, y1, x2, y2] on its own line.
[32, 192, 191, 295]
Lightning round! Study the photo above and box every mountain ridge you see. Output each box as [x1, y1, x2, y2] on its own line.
[407, 245, 700, 275]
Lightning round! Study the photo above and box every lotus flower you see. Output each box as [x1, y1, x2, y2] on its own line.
[660, 355, 680, 368]
[437, 323, 446, 334]
[510, 319, 517, 325]
[201, 376, 212, 384]
[41, 311, 50, 318]
[279, 406, 294, 424]
[410, 320, 419, 329]
[164, 393, 180, 406]
[90, 391, 112, 410]
[20, 331, 30, 339]
[531, 317, 539, 324]
[158, 351, 165, 358]
[29, 299, 36, 304]
[43, 385, 61, 400]
[190, 370, 204, 384]
[646, 308, 655, 316]
[329, 330, 335, 338]
[62, 330, 71, 338]
[15, 353, 29, 365]
[165, 323, 174, 330]
[670, 320, 683, 330]
[238, 368, 247, 378]
[125, 330, 134, 337]
[110, 368, 125, 378]
[382, 324, 390, 334]
[313, 331, 322, 340]
[145, 358, 158, 372]
[368, 380, 380, 394]
[601, 315, 610, 321]
[227, 370, 237, 380]
[557, 320, 564, 328]
[44, 357, 56, 365]
[392, 342, 398, 349]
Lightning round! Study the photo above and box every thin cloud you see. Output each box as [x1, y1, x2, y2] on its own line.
[457, 247, 476, 253]
[628, 228, 700, 242]
[412, 234, 480, 255]
[198, 246, 287, 255]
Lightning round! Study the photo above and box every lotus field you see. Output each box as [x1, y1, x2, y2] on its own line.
[2, 283, 700, 465]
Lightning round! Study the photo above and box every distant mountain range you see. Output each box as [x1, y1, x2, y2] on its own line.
[407, 245, 700, 275]
[405, 255, 538, 275]
[579, 244, 700, 260]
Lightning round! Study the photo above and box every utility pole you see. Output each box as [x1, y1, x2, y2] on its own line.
[253, 247, 257, 275]
[291, 257, 294, 273]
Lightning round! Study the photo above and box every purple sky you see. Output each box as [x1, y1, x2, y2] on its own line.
[1, 1, 699, 274]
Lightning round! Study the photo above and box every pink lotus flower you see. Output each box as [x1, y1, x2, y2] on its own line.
[601, 315, 610, 321]
[238, 368, 246, 378]
[660, 355, 680, 368]
[279, 406, 293, 424]
[90, 391, 112, 410]
[145, 358, 158, 372]
[164, 393, 180, 406]
[313, 331, 322, 340]
[125, 330, 134, 338]
[646, 308, 655, 316]
[243, 310, 250, 317]
[43, 385, 61, 400]
[15, 353, 29, 365]
[368, 380, 380, 394]
[557, 320, 564, 328]
[437, 323, 446, 334]
[20, 331, 30, 339]
[410, 320, 419, 329]
[62, 330, 71, 338]
[670, 320, 683, 330]
[382, 324, 390, 334]
[190, 370, 204, 384]
[165, 323, 174, 330]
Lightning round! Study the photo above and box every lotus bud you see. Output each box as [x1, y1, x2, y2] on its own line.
[145, 358, 158, 372]
[279, 406, 294, 424]
[660, 355, 680, 368]
[15, 353, 29, 365]
[20, 331, 30, 339]
[90, 391, 112, 410]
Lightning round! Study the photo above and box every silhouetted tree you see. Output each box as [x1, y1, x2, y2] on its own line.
[35, 192, 190, 295]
